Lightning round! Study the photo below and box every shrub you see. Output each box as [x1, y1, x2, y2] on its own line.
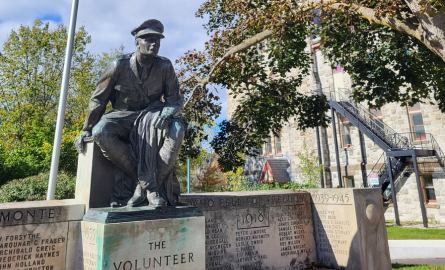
[296, 139, 322, 188]
[193, 163, 224, 192]
[0, 171, 76, 202]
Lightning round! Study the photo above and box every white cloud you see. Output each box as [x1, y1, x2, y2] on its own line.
[0, 0, 227, 121]
[0, 0, 208, 60]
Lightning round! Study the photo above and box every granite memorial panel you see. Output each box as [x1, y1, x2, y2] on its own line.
[309, 188, 391, 270]
[0, 199, 85, 270]
[181, 190, 316, 270]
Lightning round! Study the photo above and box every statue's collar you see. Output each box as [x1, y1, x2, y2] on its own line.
[130, 53, 158, 86]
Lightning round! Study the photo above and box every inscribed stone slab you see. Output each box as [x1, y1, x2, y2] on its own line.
[75, 216, 205, 270]
[0, 222, 68, 270]
[309, 188, 391, 270]
[0, 199, 84, 226]
[181, 190, 316, 270]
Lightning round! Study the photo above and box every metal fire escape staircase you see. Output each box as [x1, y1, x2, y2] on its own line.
[326, 88, 445, 192]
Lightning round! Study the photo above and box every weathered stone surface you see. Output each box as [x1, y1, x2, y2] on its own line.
[0, 199, 84, 226]
[73, 216, 205, 270]
[75, 140, 116, 210]
[0, 222, 69, 270]
[181, 190, 316, 270]
[83, 205, 202, 223]
[309, 188, 391, 270]
[65, 221, 82, 270]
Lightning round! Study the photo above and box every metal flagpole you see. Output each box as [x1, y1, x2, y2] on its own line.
[47, 0, 80, 200]
[187, 157, 191, 193]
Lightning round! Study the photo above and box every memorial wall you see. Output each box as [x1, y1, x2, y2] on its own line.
[0, 200, 84, 270]
[182, 188, 392, 270]
[0, 189, 391, 270]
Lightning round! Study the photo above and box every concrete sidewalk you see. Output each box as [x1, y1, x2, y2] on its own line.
[389, 240, 445, 260]
[391, 258, 445, 265]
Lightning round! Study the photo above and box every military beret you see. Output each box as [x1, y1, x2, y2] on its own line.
[131, 19, 165, 39]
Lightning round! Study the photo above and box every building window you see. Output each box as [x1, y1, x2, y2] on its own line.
[344, 176, 355, 188]
[421, 175, 436, 203]
[339, 115, 352, 147]
[408, 103, 426, 140]
[275, 136, 282, 154]
[370, 108, 382, 116]
[259, 146, 263, 156]
[266, 137, 273, 155]
[370, 108, 384, 133]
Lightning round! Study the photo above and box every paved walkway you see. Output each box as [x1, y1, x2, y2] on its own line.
[391, 258, 445, 265]
[389, 240, 445, 260]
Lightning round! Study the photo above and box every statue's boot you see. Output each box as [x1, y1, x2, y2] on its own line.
[127, 184, 147, 206]
[147, 190, 166, 207]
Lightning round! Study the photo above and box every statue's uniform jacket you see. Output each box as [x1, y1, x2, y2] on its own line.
[82, 53, 182, 132]
[81, 53, 184, 204]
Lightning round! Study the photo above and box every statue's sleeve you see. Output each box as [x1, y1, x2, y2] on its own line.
[82, 59, 120, 133]
[162, 61, 183, 116]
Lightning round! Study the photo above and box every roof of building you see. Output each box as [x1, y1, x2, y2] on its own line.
[264, 158, 291, 183]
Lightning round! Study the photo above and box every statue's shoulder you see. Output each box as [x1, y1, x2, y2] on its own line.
[115, 53, 133, 61]
[156, 55, 173, 67]
[105, 53, 132, 75]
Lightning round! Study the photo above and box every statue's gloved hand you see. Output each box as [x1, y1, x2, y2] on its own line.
[154, 113, 173, 130]
[74, 131, 92, 154]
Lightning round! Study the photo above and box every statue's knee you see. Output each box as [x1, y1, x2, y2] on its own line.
[92, 123, 112, 146]
[163, 120, 185, 150]
[171, 120, 185, 142]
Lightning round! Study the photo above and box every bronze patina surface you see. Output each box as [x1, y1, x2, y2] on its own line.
[75, 19, 185, 207]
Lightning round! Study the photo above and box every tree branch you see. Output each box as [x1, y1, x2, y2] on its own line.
[326, 1, 445, 61]
[330, 3, 422, 40]
[207, 29, 274, 82]
[181, 29, 275, 106]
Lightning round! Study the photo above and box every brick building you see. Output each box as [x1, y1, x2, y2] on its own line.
[226, 39, 445, 225]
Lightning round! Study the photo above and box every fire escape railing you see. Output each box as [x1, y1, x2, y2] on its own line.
[320, 87, 445, 191]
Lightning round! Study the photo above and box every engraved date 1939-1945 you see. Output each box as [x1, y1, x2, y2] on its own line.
[313, 194, 350, 204]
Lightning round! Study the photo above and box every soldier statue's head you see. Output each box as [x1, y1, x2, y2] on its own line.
[131, 19, 165, 57]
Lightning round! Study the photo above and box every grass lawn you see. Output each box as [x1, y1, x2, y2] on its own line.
[386, 226, 445, 240]
[392, 264, 445, 269]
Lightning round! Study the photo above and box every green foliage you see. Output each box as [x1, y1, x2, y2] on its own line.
[318, 6, 445, 111]
[178, 0, 445, 171]
[223, 167, 311, 191]
[0, 171, 76, 202]
[176, 150, 215, 193]
[224, 167, 254, 191]
[392, 264, 445, 270]
[0, 20, 100, 184]
[224, 179, 307, 192]
[193, 163, 224, 192]
[297, 140, 322, 188]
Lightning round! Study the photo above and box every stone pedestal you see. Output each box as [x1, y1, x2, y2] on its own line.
[0, 199, 85, 270]
[70, 206, 205, 270]
[75, 139, 116, 210]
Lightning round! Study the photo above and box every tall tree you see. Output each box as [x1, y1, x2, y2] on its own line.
[0, 20, 96, 182]
[177, 0, 445, 171]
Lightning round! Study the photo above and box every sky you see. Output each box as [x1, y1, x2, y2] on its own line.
[0, 0, 227, 122]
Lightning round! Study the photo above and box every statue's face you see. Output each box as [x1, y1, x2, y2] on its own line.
[136, 35, 160, 56]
